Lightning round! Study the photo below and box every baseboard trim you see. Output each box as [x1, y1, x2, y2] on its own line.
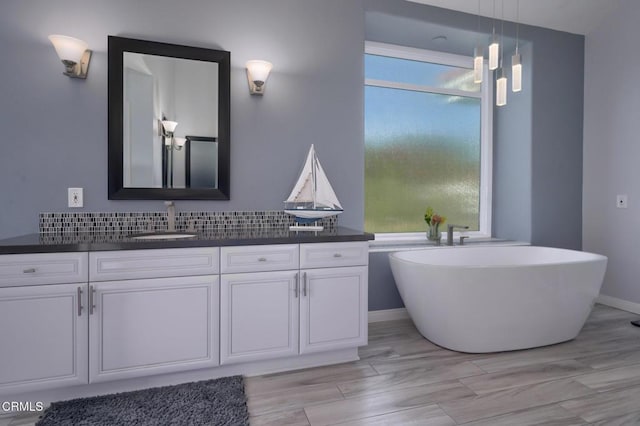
[597, 294, 640, 315]
[368, 308, 409, 323]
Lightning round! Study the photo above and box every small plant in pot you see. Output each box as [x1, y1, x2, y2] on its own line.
[424, 207, 446, 242]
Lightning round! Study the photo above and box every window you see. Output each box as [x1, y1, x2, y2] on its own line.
[364, 42, 492, 239]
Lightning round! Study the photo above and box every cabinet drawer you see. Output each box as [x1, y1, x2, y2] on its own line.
[90, 248, 219, 281]
[220, 244, 298, 273]
[0, 252, 88, 287]
[300, 242, 369, 269]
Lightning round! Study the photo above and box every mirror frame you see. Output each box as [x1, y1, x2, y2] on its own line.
[108, 36, 230, 200]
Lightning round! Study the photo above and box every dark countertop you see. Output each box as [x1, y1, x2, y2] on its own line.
[0, 227, 375, 255]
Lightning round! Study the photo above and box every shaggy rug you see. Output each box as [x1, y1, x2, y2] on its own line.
[36, 376, 248, 426]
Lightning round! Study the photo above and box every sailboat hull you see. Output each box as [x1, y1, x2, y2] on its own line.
[284, 208, 343, 221]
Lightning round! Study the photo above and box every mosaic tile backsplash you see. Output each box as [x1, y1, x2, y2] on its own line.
[39, 211, 337, 234]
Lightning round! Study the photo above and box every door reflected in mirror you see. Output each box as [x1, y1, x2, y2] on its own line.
[108, 36, 230, 200]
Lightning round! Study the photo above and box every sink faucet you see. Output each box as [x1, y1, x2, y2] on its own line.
[447, 224, 469, 246]
[165, 201, 176, 232]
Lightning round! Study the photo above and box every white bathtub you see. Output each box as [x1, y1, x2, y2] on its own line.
[389, 246, 607, 353]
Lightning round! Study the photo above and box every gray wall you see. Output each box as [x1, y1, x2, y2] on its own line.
[492, 41, 533, 243]
[0, 0, 365, 239]
[583, 0, 640, 305]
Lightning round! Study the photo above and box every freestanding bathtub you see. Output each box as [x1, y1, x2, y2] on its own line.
[389, 246, 607, 353]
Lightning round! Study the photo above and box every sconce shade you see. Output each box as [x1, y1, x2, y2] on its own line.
[161, 120, 178, 133]
[246, 60, 273, 95]
[48, 35, 91, 79]
[49, 35, 87, 64]
[174, 137, 187, 148]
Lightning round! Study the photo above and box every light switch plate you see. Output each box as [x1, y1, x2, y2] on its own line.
[68, 188, 83, 208]
[616, 194, 628, 209]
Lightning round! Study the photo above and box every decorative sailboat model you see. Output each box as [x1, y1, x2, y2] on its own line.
[284, 144, 343, 231]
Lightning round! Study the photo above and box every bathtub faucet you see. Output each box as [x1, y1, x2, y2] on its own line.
[447, 224, 469, 246]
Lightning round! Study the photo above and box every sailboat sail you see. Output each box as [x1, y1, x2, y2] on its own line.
[284, 144, 343, 224]
[313, 157, 342, 210]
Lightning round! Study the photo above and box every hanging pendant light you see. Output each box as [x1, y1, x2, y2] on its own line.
[473, 47, 484, 83]
[496, 68, 507, 106]
[512, 0, 522, 92]
[473, 0, 483, 83]
[488, 0, 499, 70]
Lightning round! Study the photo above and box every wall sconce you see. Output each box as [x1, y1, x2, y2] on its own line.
[48, 35, 92, 79]
[173, 137, 187, 151]
[161, 120, 186, 150]
[246, 60, 273, 95]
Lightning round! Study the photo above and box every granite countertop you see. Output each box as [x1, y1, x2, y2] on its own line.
[0, 227, 375, 255]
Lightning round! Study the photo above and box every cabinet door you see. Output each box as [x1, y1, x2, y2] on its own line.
[89, 275, 218, 383]
[0, 283, 88, 395]
[220, 271, 299, 364]
[300, 266, 368, 354]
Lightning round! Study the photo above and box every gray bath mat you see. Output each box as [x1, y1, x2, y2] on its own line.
[36, 376, 248, 426]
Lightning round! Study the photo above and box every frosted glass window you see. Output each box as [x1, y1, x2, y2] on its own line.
[365, 47, 488, 234]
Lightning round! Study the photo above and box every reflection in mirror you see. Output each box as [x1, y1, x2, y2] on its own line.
[124, 53, 218, 189]
[185, 136, 218, 188]
[108, 36, 230, 200]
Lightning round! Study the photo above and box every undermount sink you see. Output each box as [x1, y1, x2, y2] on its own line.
[130, 232, 197, 240]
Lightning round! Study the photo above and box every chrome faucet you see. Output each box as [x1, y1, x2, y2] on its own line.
[165, 201, 176, 232]
[447, 224, 469, 246]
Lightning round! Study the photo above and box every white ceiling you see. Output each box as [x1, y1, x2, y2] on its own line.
[406, 0, 620, 35]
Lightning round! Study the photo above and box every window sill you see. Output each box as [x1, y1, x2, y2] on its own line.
[368, 237, 527, 253]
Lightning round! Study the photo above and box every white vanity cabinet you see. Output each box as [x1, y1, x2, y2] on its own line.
[299, 243, 369, 354]
[0, 253, 89, 395]
[88, 248, 220, 383]
[0, 237, 370, 401]
[220, 242, 368, 365]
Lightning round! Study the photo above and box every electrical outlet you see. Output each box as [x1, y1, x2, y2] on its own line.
[68, 188, 83, 208]
[616, 194, 628, 209]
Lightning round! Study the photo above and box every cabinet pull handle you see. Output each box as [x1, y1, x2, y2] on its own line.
[89, 285, 96, 315]
[23, 268, 36, 274]
[333, 253, 342, 258]
[258, 257, 267, 262]
[294, 272, 299, 298]
[303, 272, 308, 297]
[77, 287, 83, 316]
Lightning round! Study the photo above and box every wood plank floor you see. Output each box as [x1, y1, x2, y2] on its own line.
[4, 304, 639, 426]
[248, 304, 640, 425]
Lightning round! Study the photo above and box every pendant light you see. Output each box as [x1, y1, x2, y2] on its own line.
[473, 0, 483, 83]
[496, 0, 507, 106]
[512, 0, 522, 92]
[488, 0, 499, 70]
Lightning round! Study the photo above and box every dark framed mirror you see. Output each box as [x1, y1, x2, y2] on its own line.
[108, 36, 230, 200]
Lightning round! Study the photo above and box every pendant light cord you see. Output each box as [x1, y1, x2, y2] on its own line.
[515, 0, 520, 54]
[492, 0, 496, 40]
[500, 0, 504, 68]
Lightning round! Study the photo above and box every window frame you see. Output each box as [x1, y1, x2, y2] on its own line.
[364, 41, 493, 242]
